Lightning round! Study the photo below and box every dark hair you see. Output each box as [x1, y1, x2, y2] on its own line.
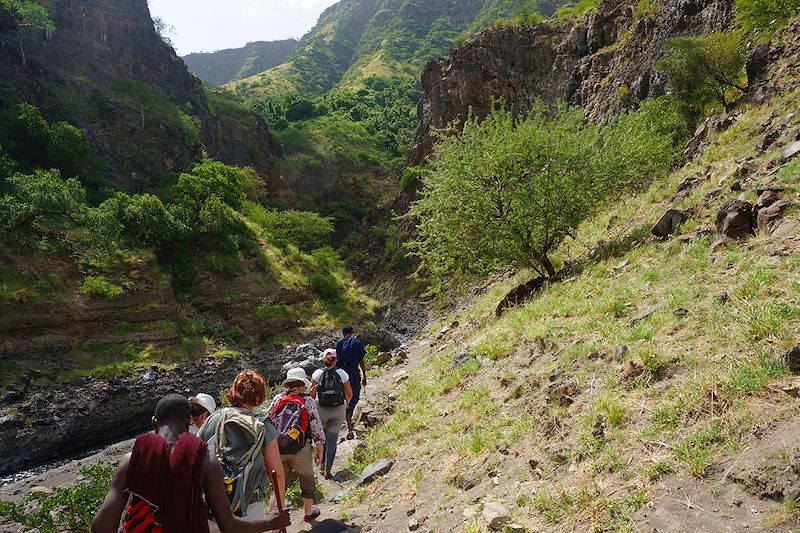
[342, 325, 354, 335]
[154, 394, 191, 425]
[227, 370, 266, 407]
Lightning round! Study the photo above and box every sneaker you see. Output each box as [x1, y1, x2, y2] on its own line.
[304, 508, 321, 523]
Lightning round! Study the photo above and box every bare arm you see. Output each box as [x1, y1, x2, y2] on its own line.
[344, 380, 353, 404]
[91, 453, 130, 533]
[264, 438, 285, 507]
[203, 453, 289, 532]
[359, 359, 367, 386]
[309, 379, 318, 399]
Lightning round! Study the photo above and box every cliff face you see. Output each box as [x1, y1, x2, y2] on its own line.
[411, 0, 732, 163]
[183, 39, 298, 87]
[0, 0, 280, 189]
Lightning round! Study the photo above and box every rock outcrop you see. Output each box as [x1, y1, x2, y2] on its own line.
[411, 0, 732, 163]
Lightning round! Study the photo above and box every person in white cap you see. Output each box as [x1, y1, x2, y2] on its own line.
[267, 367, 325, 524]
[310, 348, 353, 479]
[188, 393, 217, 435]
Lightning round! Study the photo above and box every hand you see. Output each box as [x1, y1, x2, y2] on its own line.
[315, 445, 323, 465]
[262, 508, 290, 529]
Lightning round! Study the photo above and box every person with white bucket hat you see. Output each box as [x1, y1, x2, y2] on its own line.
[188, 392, 216, 435]
[267, 367, 325, 524]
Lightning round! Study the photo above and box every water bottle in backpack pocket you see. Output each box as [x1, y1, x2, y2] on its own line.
[269, 393, 310, 455]
[318, 368, 346, 407]
[208, 408, 266, 517]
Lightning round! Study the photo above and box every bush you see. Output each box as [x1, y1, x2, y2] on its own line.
[657, 32, 747, 123]
[0, 169, 88, 234]
[105, 192, 184, 247]
[0, 462, 113, 533]
[309, 273, 341, 302]
[80, 276, 124, 299]
[245, 201, 334, 251]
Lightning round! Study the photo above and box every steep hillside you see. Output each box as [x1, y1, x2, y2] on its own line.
[412, 0, 731, 163]
[226, 0, 564, 99]
[0, 0, 280, 191]
[321, 14, 800, 532]
[182, 39, 298, 87]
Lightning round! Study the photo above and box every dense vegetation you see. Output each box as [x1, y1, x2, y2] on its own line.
[408, 99, 686, 285]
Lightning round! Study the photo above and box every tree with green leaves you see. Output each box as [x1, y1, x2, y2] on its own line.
[408, 100, 683, 283]
[657, 31, 747, 123]
[0, 0, 54, 65]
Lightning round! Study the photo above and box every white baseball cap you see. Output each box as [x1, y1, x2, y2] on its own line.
[190, 393, 217, 415]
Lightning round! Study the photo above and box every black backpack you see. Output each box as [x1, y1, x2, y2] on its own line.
[318, 368, 346, 407]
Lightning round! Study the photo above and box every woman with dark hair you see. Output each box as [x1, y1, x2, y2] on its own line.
[198, 370, 285, 521]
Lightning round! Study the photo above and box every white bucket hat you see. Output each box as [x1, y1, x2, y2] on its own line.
[190, 393, 217, 414]
[283, 367, 311, 389]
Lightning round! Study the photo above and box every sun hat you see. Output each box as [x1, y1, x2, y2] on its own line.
[283, 367, 311, 389]
[321, 348, 337, 361]
[191, 393, 217, 414]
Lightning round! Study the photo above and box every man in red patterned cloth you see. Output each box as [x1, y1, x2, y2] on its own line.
[91, 393, 289, 533]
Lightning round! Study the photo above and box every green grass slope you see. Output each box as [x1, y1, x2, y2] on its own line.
[345, 83, 800, 532]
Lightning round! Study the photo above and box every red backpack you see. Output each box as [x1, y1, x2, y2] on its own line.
[268, 394, 309, 454]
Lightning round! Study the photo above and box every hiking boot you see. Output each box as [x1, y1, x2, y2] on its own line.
[304, 508, 321, 523]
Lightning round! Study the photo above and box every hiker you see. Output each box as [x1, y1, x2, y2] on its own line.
[91, 393, 290, 533]
[310, 348, 353, 479]
[335, 325, 367, 439]
[198, 371, 285, 520]
[189, 392, 216, 435]
[268, 367, 326, 524]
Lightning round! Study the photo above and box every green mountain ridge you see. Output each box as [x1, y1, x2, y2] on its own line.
[182, 39, 299, 87]
[226, 0, 561, 99]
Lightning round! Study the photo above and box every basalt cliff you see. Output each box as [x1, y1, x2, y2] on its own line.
[411, 0, 732, 163]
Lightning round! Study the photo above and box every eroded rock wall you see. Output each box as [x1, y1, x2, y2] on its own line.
[411, 0, 732, 163]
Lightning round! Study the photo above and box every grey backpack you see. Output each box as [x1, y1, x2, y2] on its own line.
[208, 408, 266, 517]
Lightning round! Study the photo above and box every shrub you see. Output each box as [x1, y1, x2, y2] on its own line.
[245, 201, 334, 251]
[0, 169, 88, 234]
[80, 276, 124, 299]
[657, 32, 747, 123]
[175, 160, 251, 210]
[0, 462, 113, 532]
[309, 273, 341, 302]
[105, 192, 184, 247]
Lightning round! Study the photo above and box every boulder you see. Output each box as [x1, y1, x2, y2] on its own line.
[755, 183, 789, 195]
[281, 343, 322, 374]
[715, 200, 755, 238]
[746, 43, 771, 86]
[1, 390, 21, 405]
[651, 209, 689, 238]
[755, 190, 782, 209]
[408, 518, 420, 531]
[756, 129, 780, 152]
[734, 161, 760, 178]
[357, 459, 393, 485]
[757, 200, 791, 234]
[0, 415, 23, 429]
[784, 347, 800, 374]
[782, 141, 800, 162]
[482, 502, 511, 531]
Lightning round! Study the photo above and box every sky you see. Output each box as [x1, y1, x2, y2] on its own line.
[148, 0, 340, 56]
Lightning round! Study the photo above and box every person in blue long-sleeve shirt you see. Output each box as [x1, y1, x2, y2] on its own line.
[335, 325, 367, 439]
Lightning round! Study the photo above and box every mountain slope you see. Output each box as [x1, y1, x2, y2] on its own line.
[182, 39, 298, 87]
[321, 12, 800, 531]
[0, 0, 280, 191]
[226, 0, 563, 99]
